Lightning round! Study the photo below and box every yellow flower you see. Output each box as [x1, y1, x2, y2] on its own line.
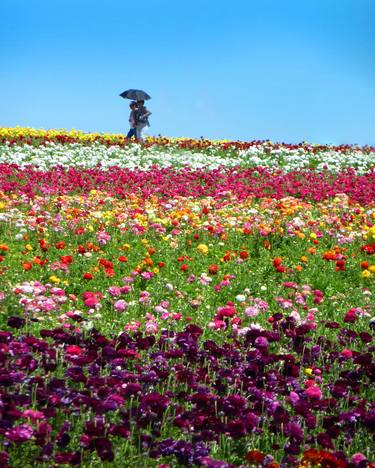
[368, 265, 375, 273]
[309, 232, 317, 239]
[49, 275, 60, 284]
[152, 267, 160, 274]
[25, 244, 33, 251]
[362, 270, 371, 278]
[122, 244, 131, 251]
[304, 368, 313, 376]
[197, 244, 209, 255]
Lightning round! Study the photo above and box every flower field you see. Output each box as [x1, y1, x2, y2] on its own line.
[0, 127, 374, 467]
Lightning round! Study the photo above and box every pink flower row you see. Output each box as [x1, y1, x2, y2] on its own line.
[1, 164, 375, 204]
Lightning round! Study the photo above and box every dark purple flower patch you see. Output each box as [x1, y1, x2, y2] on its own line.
[0, 321, 373, 466]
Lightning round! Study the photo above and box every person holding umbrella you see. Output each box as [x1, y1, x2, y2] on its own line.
[119, 89, 152, 142]
[126, 101, 137, 139]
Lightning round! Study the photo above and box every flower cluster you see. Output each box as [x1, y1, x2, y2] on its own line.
[0, 128, 374, 466]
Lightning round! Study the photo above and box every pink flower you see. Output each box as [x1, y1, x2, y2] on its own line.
[245, 306, 259, 318]
[289, 391, 300, 405]
[341, 348, 353, 359]
[351, 453, 367, 465]
[114, 299, 128, 312]
[22, 409, 45, 422]
[124, 321, 141, 331]
[66, 345, 83, 356]
[305, 386, 322, 399]
[145, 321, 158, 334]
[108, 286, 122, 297]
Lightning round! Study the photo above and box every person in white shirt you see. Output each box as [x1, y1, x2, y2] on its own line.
[135, 100, 152, 141]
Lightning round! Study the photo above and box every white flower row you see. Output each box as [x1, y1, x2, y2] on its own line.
[0, 141, 374, 173]
[237, 146, 375, 173]
[0, 142, 243, 171]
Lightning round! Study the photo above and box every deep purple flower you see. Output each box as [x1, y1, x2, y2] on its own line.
[317, 432, 334, 449]
[220, 394, 246, 416]
[226, 419, 247, 439]
[85, 418, 106, 437]
[94, 437, 114, 462]
[0, 452, 9, 467]
[7, 316, 26, 329]
[284, 422, 304, 443]
[139, 392, 169, 416]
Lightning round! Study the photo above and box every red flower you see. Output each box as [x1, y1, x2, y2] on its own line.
[55, 241, 66, 250]
[118, 256, 128, 262]
[246, 450, 265, 464]
[104, 268, 115, 277]
[180, 264, 188, 272]
[208, 264, 218, 274]
[273, 257, 283, 267]
[83, 273, 93, 280]
[335, 260, 345, 271]
[60, 255, 73, 265]
[239, 250, 248, 259]
[344, 308, 357, 323]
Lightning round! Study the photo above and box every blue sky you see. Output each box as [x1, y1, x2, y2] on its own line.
[1, 0, 375, 144]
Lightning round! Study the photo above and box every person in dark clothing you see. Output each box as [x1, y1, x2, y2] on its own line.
[127, 101, 137, 139]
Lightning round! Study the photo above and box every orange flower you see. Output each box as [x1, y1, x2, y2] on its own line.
[144, 257, 154, 266]
[55, 241, 66, 250]
[22, 262, 33, 271]
[148, 247, 155, 255]
[263, 240, 271, 249]
[273, 257, 283, 267]
[302, 449, 346, 467]
[0, 244, 9, 252]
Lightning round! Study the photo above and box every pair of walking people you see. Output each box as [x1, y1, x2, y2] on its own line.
[127, 100, 151, 141]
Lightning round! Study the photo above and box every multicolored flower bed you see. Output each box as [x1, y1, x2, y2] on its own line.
[0, 128, 374, 467]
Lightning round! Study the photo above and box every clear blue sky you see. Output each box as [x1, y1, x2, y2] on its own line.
[1, 0, 375, 144]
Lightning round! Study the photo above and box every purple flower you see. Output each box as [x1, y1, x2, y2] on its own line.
[5, 424, 33, 442]
[254, 336, 269, 348]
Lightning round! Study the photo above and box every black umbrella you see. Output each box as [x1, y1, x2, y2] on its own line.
[119, 89, 151, 101]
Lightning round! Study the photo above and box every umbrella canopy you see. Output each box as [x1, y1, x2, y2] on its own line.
[119, 89, 151, 101]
